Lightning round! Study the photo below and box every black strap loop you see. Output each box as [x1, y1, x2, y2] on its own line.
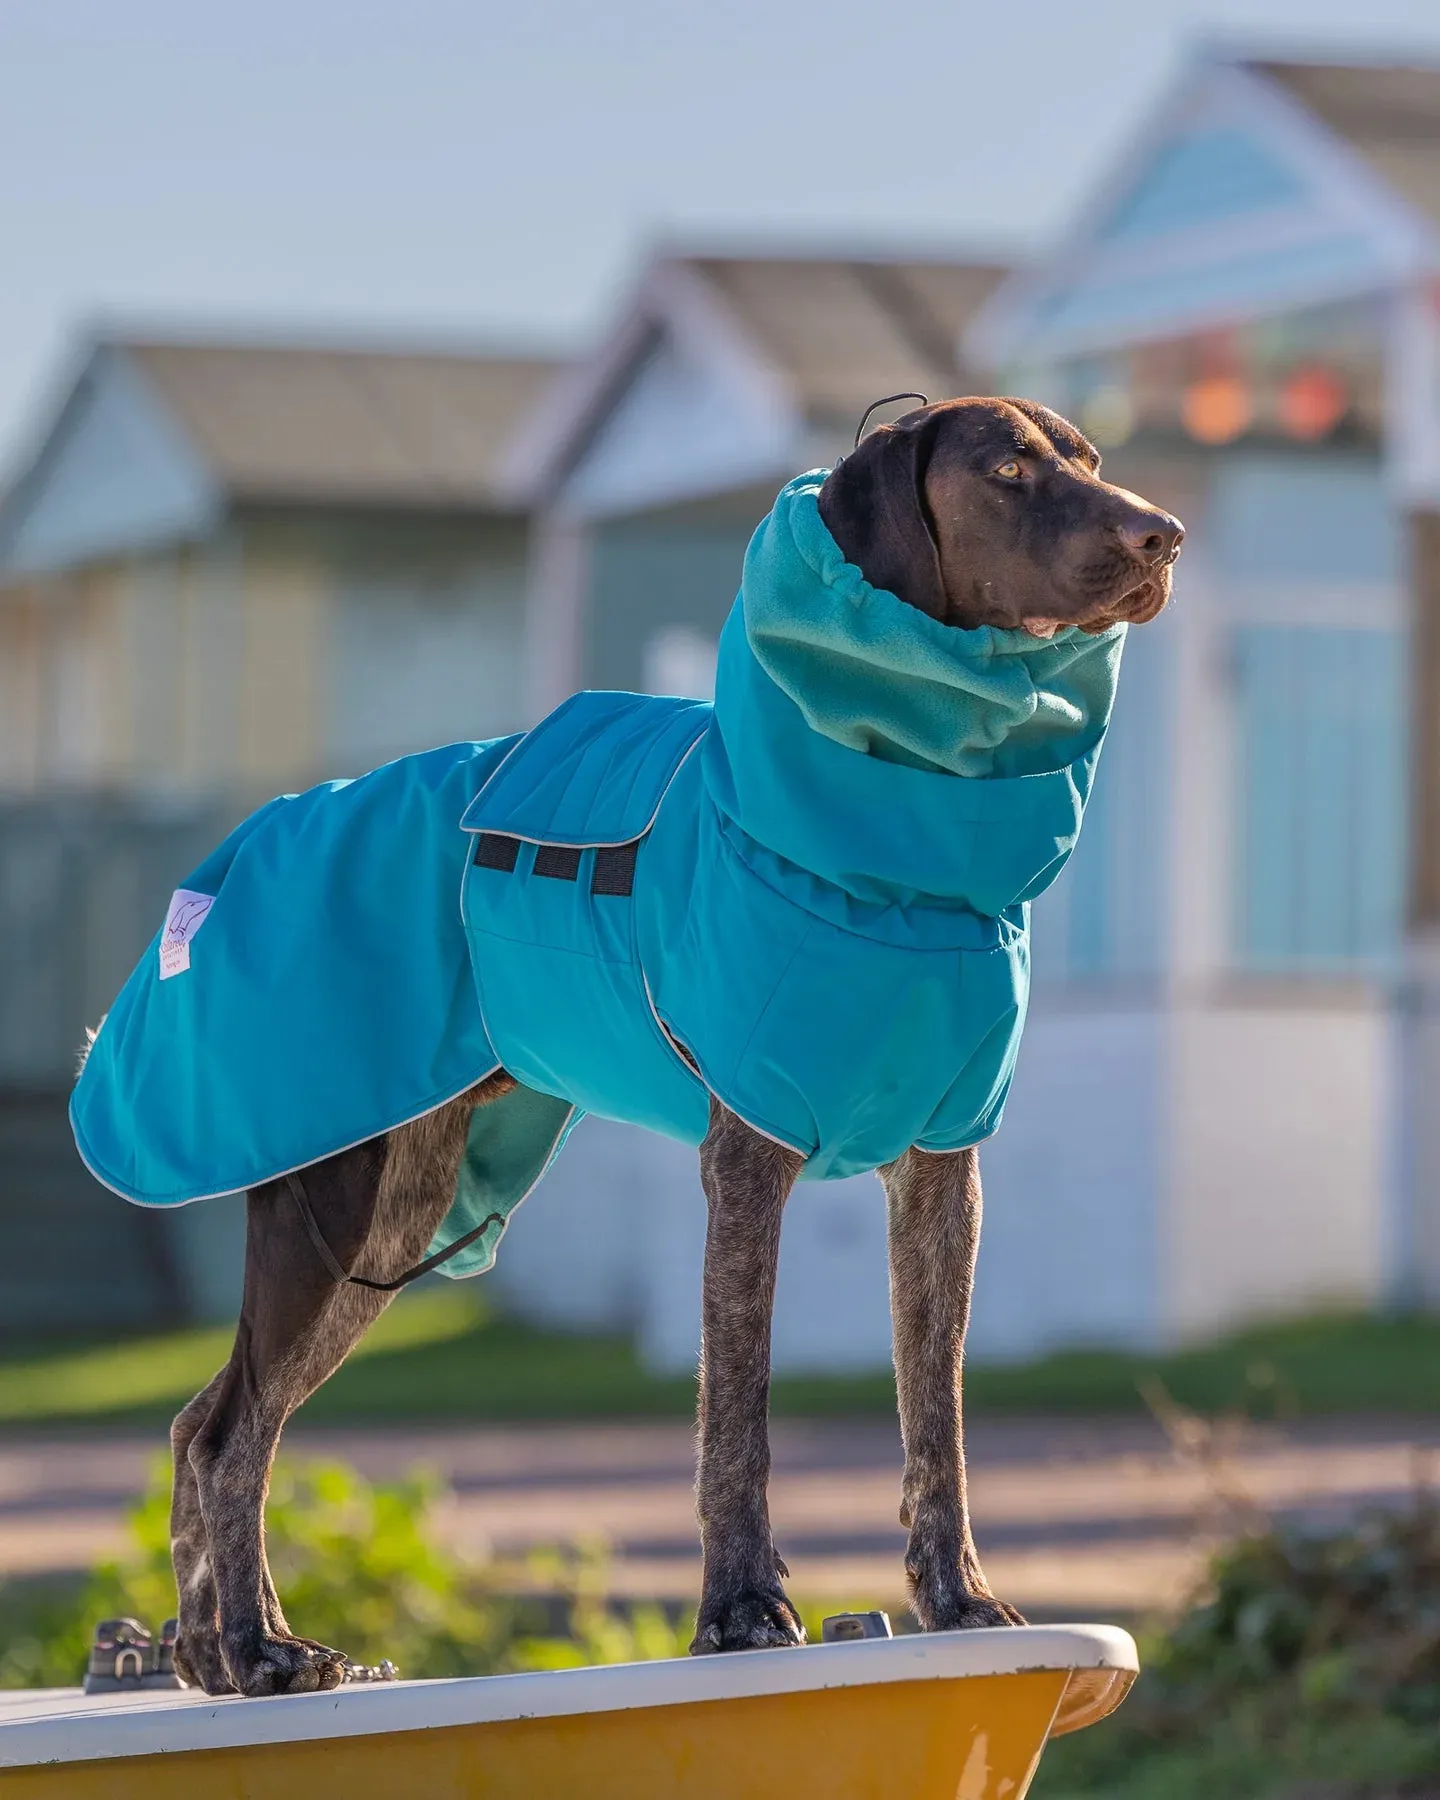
[285, 1173, 507, 1293]
[853, 391, 929, 449]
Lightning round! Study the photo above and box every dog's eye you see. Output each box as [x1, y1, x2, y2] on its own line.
[993, 460, 1023, 480]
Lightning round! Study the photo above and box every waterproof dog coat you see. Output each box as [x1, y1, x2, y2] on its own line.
[71, 472, 1125, 1278]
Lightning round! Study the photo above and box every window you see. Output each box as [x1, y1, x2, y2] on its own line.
[1233, 626, 1403, 973]
[1037, 619, 1170, 982]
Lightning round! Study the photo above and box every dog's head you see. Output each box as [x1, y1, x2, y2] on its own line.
[817, 396, 1183, 637]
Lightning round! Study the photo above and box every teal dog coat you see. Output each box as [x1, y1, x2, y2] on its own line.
[71, 473, 1125, 1277]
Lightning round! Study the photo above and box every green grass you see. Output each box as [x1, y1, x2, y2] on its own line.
[967, 1307, 1440, 1418]
[1, 1298, 1439, 1433]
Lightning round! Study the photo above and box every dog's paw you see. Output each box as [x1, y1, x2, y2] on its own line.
[690, 1587, 807, 1654]
[919, 1593, 1027, 1632]
[223, 1632, 349, 1697]
[906, 1544, 1027, 1632]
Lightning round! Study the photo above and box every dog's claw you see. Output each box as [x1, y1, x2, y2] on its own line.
[690, 1587, 807, 1654]
[224, 1633, 349, 1697]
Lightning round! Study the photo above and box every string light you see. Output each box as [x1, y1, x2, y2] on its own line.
[1181, 375, 1253, 445]
[1277, 365, 1347, 441]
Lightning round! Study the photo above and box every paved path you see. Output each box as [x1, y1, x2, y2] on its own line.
[2, 1416, 1436, 1616]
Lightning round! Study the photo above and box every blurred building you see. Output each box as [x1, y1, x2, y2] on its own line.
[506, 253, 1006, 712]
[0, 337, 556, 796]
[0, 337, 558, 1333]
[966, 51, 1440, 1350]
[492, 251, 1028, 1370]
[5, 58, 1440, 1368]
[493, 65, 1440, 1370]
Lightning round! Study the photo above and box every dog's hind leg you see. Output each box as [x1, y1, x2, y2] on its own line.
[169, 1366, 233, 1691]
[880, 1144, 1024, 1630]
[187, 1148, 394, 1695]
[181, 1078, 505, 1697]
[690, 1098, 807, 1654]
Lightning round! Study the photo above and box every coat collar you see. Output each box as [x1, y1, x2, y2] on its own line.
[738, 471, 1125, 781]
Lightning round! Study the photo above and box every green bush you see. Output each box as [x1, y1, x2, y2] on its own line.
[1039, 1496, 1440, 1800]
[0, 1456, 691, 1689]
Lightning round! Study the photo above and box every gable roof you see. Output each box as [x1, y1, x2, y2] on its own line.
[688, 256, 1006, 426]
[1253, 59, 1440, 229]
[0, 335, 565, 576]
[967, 52, 1440, 368]
[505, 251, 1007, 506]
[122, 340, 563, 508]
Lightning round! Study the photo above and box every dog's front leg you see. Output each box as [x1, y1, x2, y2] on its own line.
[690, 1098, 806, 1653]
[881, 1145, 1024, 1630]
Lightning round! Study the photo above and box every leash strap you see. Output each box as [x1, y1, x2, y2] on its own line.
[284, 1173, 507, 1293]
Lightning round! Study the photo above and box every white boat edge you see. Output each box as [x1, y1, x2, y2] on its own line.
[0, 1623, 1137, 1768]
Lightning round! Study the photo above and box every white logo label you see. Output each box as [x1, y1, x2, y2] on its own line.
[159, 889, 215, 981]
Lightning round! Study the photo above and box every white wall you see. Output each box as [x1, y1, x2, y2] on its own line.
[488, 999, 1166, 1374]
[1397, 934, 1440, 1305]
[484, 1115, 651, 1336]
[1165, 998, 1391, 1337]
[632, 1151, 894, 1378]
[487, 1116, 895, 1376]
[973, 1003, 1164, 1359]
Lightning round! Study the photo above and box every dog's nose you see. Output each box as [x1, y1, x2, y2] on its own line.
[1117, 510, 1185, 565]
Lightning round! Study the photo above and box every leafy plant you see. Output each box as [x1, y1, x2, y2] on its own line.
[0, 1455, 690, 1689]
[1040, 1492, 1440, 1800]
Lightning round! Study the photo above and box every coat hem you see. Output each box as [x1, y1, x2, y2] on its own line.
[70, 1064, 505, 1209]
[912, 1118, 1005, 1156]
[637, 966, 812, 1160]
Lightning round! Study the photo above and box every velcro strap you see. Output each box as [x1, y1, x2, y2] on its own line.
[533, 844, 582, 881]
[474, 832, 521, 871]
[591, 841, 639, 897]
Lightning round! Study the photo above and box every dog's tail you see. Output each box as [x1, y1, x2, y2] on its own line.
[75, 1016, 106, 1079]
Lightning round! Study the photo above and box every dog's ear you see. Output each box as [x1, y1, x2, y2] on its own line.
[816, 411, 950, 621]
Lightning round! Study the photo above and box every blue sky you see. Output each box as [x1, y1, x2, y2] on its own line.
[3, 0, 1440, 476]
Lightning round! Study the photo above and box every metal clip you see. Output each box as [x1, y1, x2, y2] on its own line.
[341, 1658, 400, 1683]
[821, 1610, 893, 1643]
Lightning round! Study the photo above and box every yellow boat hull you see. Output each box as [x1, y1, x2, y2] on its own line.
[0, 1623, 1136, 1799]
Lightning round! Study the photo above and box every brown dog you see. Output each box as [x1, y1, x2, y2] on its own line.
[160, 398, 1182, 1695]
